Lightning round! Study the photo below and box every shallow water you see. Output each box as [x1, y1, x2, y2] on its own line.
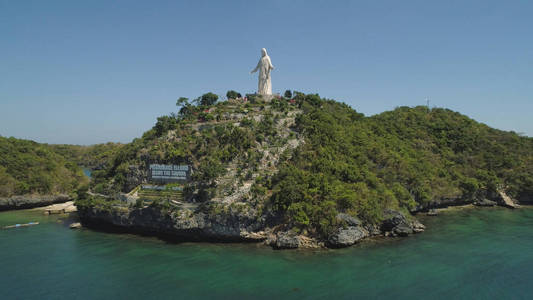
[1, 207, 533, 299]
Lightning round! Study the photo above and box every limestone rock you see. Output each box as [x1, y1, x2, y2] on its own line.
[274, 232, 300, 249]
[496, 190, 520, 209]
[381, 209, 423, 237]
[364, 224, 382, 236]
[0, 194, 71, 211]
[77, 203, 267, 243]
[241, 230, 267, 241]
[336, 213, 361, 226]
[69, 222, 82, 229]
[328, 226, 368, 248]
[473, 199, 497, 207]
[411, 220, 425, 233]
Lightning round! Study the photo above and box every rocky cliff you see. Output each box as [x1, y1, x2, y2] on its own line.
[78, 202, 268, 242]
[0, 194, 72, 211]
[78, 203, 425, 249]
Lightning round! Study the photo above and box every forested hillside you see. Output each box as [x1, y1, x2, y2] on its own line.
[78, 93, 533, 242]
[270, 96, 533, 234]
[49, 142, 124, 170]
[0, 137, 88, 197]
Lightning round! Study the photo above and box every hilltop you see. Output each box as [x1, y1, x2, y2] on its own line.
[76, 92, 533, 248]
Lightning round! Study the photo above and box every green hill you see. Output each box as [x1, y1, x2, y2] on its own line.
[0, 136, 89, 197]
[271, 97, 533, 234]
[49, 142, 124, 170]
[77, 93, 533, 246]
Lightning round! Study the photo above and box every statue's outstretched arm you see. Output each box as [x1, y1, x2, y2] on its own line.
[251, 60, 260, 74]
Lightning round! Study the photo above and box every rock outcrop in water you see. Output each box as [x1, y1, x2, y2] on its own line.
[272, 232, 301, 249]
[78, 204, 268, 242]
[78, 204, 426, 249]
[328, 226, 369, 248]
[381, 210, 425, 237]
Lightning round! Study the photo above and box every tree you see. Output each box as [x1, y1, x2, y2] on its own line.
[154, 116, 177, 136]
[284, 90, 292, 99]
[176, 97, 189, 107]
[200, 92, 218, 106]
[176, 97, 193, 116]
[226, 90, 240, 100]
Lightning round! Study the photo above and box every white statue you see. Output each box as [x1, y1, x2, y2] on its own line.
[250, 48, 274, 95]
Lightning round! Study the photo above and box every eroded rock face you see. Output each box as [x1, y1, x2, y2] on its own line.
[124, 165, 147, 192]
[411, 220, 425, 233]
[413, 197, 470, 212]
[495, 190, 520, 209]
[381, 209, 424, 237]
[473, 199, 497, 207]
[392, 223, 413, 237]
[336, 213, 361, 226]
[328, 226, 369, 248]
[77, 204, 266, 242]
[364, 224, 382, 236]
[274, 232, 300, 249]
[78, 206, 427, 248]
[0, 194, 71, 211]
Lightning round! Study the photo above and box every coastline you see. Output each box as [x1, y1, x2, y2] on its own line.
[0, 194, 72, 211]
[1, 202, 529, 252]
[33, 201, 77, 214]
[3, 202, 533, 299]
[77, 200, 528, 250]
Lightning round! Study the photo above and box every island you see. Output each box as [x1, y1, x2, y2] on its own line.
[70, 91, 533, 249]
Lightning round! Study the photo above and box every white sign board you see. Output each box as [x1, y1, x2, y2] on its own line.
[149, 164, 190, 183]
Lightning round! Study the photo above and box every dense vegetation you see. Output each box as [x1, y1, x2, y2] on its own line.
[49, 142, 124, 170]
[89, 92, 295, 196]
[0, 136, 88, 197]
[83, 92, 533, 239]
[269, 95, 533, 235]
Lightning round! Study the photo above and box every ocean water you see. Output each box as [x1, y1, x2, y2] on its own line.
[1, 207, 533, 299]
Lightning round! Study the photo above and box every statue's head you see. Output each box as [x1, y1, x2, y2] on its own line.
[261, 48, 267, 57]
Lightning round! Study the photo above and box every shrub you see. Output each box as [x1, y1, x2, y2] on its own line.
[246, 94, 259, 104]
[226, 90, 240, 99]
[154, 116, 177, 136]
[200, 92, 218, 106]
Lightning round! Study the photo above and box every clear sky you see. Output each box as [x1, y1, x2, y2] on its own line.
[1, 0, 532, 145]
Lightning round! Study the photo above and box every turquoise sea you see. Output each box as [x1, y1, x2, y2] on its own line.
[1, 207, 533, 299]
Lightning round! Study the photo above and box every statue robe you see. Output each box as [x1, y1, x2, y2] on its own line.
[251, 48, 274, 95]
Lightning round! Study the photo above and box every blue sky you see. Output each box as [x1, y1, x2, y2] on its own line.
[1, 0, 532, 145]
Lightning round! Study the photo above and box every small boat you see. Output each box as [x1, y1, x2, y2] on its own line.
[3, 222, 39, 229]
